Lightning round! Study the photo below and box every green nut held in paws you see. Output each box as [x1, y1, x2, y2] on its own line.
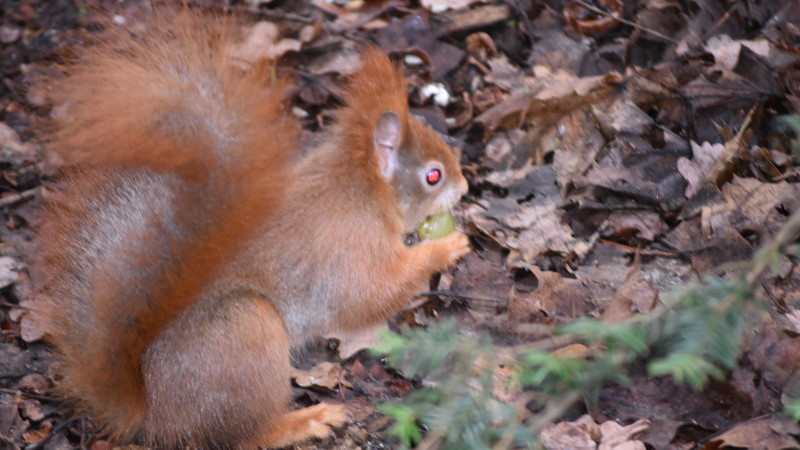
[417, 212, 456, 240]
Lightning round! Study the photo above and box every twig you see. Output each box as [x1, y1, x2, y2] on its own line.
[25, 418, 76, 450]
[573, 0, 679, 44]
[714, 195, 800, 315]
[746, 205, 800, 289]
[0, 187, 39, 208]
[416, 290, 506, 303]
[598, 239, 682, 258]
[505, 1, 537, 66]
[0, 387, 56, 402]
[526, 390, 583, 434]
[416, 430, 444, 450]
[705, 105, 756, 188]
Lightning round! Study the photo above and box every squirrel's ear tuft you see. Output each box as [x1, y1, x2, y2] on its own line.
[337, 47, 409, 162]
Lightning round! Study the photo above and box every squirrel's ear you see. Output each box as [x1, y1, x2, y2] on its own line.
[373, 111, 402, 180]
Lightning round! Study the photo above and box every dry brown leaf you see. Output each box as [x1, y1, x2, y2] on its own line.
[605, 211, 667, 242]
[678, 141, 725, 197]
[602, 259, 658, 321]
[504, 200, 587, 262]
[0, 122, 35, 159]
[18, 302, 47, 343]
[306, 41, 363, 76]
[704, 35, 771, 71]
[291, 362, 352, 391]
[549, 108, 606, 188]
[550, 343, 590, 359]
[541, 420, 596, 450]
[708, 415, 800, 449]
[227, 21, 302, 66]
[18, 399, 44, 422]
[598, 419, 649, 450]
[786, 309, 800, 333]
[21, 420, 50, 444]
[327, 322, 389, 360]
[468, 165, 589, 264]
[475, 68, 622, 137]
[721, 176, 800, 235]
[509, 267, 593, 322]
[18, 373, 48, 395]
[564, 0, 623, 35]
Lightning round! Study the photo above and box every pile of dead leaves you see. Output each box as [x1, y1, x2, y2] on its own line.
[2, 0, 800, 449]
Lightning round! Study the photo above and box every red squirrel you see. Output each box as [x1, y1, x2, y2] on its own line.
[33, 9, 470, 449]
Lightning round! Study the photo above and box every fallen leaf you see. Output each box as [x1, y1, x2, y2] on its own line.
[327, 322, 389, 360]
[598, 418, 649, 450]
[541, 420, 596, 450]
[291, 362, 352, 391]
[707, 415, 800, 449]
[678, 141, 725, 197]
[227, 21, 302, 66]
[509, 267, 593, 322]
[22, 420, 50, 444]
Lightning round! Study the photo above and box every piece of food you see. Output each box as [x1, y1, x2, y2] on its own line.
[417, 211, 456, 240]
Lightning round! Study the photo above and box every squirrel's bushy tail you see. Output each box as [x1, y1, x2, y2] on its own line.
[35, 9, 298, 443]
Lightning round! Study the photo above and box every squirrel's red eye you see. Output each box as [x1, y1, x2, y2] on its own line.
[426, 168, 441, 185]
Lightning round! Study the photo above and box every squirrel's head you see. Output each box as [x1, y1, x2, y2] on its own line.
[371, 111, 468, 234]
[339, 47, 468, 234]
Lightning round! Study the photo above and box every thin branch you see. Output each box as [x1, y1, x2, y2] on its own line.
[0, 387, 57, 402]
[0, 187, 39, 208]
[416, 289, 506, 303]
[573, 0, 679, 44]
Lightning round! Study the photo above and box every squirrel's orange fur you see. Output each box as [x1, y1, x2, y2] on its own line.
[35, 9, 469, 449]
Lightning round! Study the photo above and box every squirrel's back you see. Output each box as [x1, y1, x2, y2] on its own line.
[36, 10, 298, 443]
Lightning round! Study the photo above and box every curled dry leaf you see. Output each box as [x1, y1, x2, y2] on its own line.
[678, 141, 725, 198]
[21, 420, 50, 445]
[19, 399, 44, 422]
[704, 35, 771, 71]
[291, 362, 352, 391]
[475, 67, 622, 138]
[563, 0, 624, 35]
[708, 415, 800, 449]
[18, 373, 49, 395]
[598, 419, 649, 450]
[541, 420, 596, 450]
[0, 122, 35, 160]
[786, 310, 800, 333]
[326, 322, 389, 360]
[509, 267, 593, 322]
[465, 32, 497, 60]
[18, 300, 47, 343]
[227, 21, 304, 67]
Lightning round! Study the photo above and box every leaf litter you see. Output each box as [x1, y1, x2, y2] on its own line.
[2, 0, 800, 448]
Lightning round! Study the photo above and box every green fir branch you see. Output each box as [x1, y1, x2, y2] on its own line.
[373, 205, 800, 448]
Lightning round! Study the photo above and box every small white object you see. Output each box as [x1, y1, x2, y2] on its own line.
[0, 256, 20, 289]
[404, 54, 424, 66]
[291, 107, 309, 119]
[112, 15, 126, 25]
[420, 83, 451, 107]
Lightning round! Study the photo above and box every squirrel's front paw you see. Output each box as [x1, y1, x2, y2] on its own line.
[430, 231, 471, 269]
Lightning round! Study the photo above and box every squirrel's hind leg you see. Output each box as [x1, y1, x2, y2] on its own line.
[251, 402, 350, 448]
[141, 290, 293, 447]
[142, 288, 349, 448]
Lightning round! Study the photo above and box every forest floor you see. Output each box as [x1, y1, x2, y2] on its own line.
[2, 0, 800, 449]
